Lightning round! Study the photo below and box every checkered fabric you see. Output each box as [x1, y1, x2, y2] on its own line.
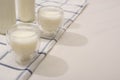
[0, 0, 87, 80]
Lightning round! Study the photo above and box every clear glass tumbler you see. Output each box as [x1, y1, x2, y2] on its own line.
[6, 23, 40, 65]
[38, 6, 64, 39]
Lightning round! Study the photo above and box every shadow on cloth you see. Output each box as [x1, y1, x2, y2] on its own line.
[34, 54, 68, 77]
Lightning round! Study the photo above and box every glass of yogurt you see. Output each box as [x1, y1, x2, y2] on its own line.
[6, 23, 40, 65]
[38, 6, 64, 39]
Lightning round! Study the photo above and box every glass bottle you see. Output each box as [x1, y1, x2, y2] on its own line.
[17, 0, 35, 22]
[0, 0, 16, 34]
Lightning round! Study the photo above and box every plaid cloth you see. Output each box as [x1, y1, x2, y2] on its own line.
[0, 0, 87, 80]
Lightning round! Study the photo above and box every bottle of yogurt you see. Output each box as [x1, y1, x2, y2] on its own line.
[0, 0, 16, 34]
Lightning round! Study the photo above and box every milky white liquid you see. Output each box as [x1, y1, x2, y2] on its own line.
[9, 30, 38, 62]
[38, 7, 63, 33]
[17, 0, 35, 22]
[0, 0, 16, 34]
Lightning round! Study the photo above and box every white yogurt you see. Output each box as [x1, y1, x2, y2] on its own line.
[17, 0, 35, 22]
[0, 0, 16, 34]
[9, 29, 39, 64]
[38, 6, 63, 33]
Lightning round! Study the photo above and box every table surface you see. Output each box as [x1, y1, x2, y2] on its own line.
[29, 0, 120, 80]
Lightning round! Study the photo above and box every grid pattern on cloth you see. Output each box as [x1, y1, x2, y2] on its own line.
[0, 0, 87, 80]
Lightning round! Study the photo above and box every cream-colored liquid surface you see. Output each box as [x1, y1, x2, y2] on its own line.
[39, 7, 63, 32]
[10, 30, 38, 57]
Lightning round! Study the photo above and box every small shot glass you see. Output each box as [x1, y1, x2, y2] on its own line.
[38, 6, 64, 39]
[6, 23, 40, 65]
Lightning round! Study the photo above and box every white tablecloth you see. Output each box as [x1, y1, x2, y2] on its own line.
[0, 0, 87, 80]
